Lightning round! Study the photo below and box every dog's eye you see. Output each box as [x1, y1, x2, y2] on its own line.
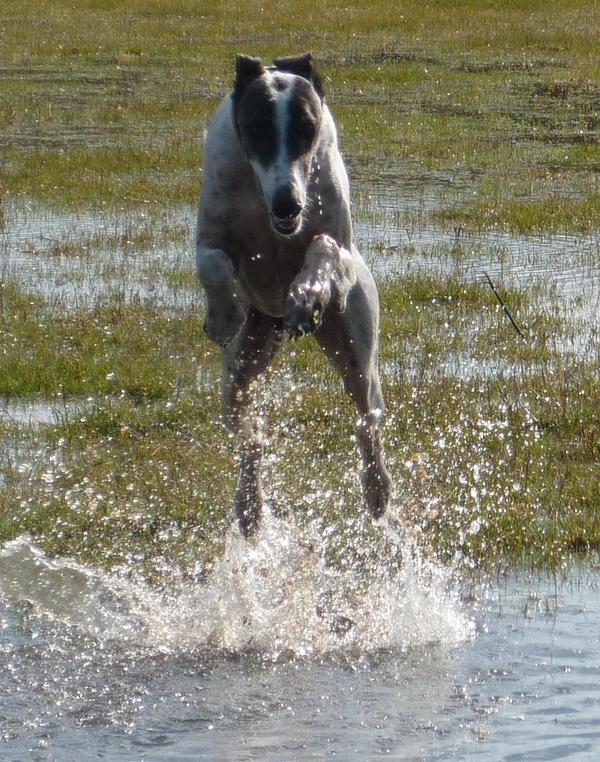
[286, 116, 317, 160]
[240, 118, 278, 163]
[249, 121, 265, 136]
[247, 121, 275, 152]
[301, 118, 316, 141]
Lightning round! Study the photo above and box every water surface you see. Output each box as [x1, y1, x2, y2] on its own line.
[1, 532, 599, 761]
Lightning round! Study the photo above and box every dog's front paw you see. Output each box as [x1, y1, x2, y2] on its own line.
[284, 285, 328, 339]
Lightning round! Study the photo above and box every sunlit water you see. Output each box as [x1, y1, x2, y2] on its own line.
[1, 526, 599, 761]
[0, 201, 199, 310]
[2, 178, 600, 761]
[354, 178, 600, 341]
[2, 196, 600, 329]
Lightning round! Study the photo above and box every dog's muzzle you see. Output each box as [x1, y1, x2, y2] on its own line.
[271, 186, 303, 236]
[272, 213, 302, 236]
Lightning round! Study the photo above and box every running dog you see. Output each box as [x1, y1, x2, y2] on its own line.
[196, 53, 392, 536]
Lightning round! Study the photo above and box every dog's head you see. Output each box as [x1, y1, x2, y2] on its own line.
[233, 53, 324, 237]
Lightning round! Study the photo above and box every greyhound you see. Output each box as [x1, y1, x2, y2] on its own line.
[196, 53, 392, 537]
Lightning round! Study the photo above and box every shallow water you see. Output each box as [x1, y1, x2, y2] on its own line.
[355, 179, 600, 328]
[0, 201, 200, 311]
[2, 169, 600, 762]
[1, 530, 599, 761]
[0, 397, 90, 427]
[3, 193, 600, 329]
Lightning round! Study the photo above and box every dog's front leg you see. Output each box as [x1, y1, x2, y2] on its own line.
[284, 234, 356, 338]
[196, 247, 247, 347]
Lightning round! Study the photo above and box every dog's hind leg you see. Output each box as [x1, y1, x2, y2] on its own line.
[315, 256, 392, 519]
[221, 308, 285, 537]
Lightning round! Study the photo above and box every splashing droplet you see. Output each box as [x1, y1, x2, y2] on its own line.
[0, 518, 474, 658]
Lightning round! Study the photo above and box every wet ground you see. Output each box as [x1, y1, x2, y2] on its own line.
[1, 535, 599, 761]
[353, 176, 600, 350]
[3, 188, 599, 331]
[2, 172, 600, 762]
[0, 201, 200, 311]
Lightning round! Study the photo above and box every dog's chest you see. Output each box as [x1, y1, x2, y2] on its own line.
[237, 244, 302, 317]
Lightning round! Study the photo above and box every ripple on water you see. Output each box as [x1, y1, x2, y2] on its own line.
[1, 532, 600, 760]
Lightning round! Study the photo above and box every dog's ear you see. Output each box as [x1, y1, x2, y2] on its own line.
[234, 54, 265, 97]
[273, 52, 324, 99]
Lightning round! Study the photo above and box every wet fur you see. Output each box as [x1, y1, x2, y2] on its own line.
[196, 53, 392, 536]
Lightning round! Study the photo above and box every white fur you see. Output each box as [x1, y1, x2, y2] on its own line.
[247, 73, 308, 221]
[195, 61, 392, 535]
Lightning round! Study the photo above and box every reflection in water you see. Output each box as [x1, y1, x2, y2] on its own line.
[0, 201, 200, 311]
[1, 534, 600, 761]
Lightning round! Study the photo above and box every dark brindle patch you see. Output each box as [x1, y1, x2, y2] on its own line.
[273, 52, 324, 99]
[233, 54, 323, 169]
[234, 78, 278, 167]
[235, 76, 321, 168]
[286, 79, 321, 161]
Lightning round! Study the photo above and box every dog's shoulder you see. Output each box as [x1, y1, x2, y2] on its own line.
[205, 95, 235, 148]
[203, 95, 245, 181]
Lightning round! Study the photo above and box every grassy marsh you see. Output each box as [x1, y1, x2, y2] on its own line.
[2, 1, 600, 231]
[1, 1, 599, 576]
[1, 269, 598, 573]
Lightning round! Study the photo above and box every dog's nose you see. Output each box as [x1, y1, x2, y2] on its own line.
[271, 187, 302, 220]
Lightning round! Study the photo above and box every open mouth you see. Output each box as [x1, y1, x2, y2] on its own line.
[272, 214, 302, 236]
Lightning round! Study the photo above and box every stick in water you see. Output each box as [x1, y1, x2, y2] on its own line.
[483, 270, 527, 339]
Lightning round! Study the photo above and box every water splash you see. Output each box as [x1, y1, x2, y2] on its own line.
[0, 515, 474, 658]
